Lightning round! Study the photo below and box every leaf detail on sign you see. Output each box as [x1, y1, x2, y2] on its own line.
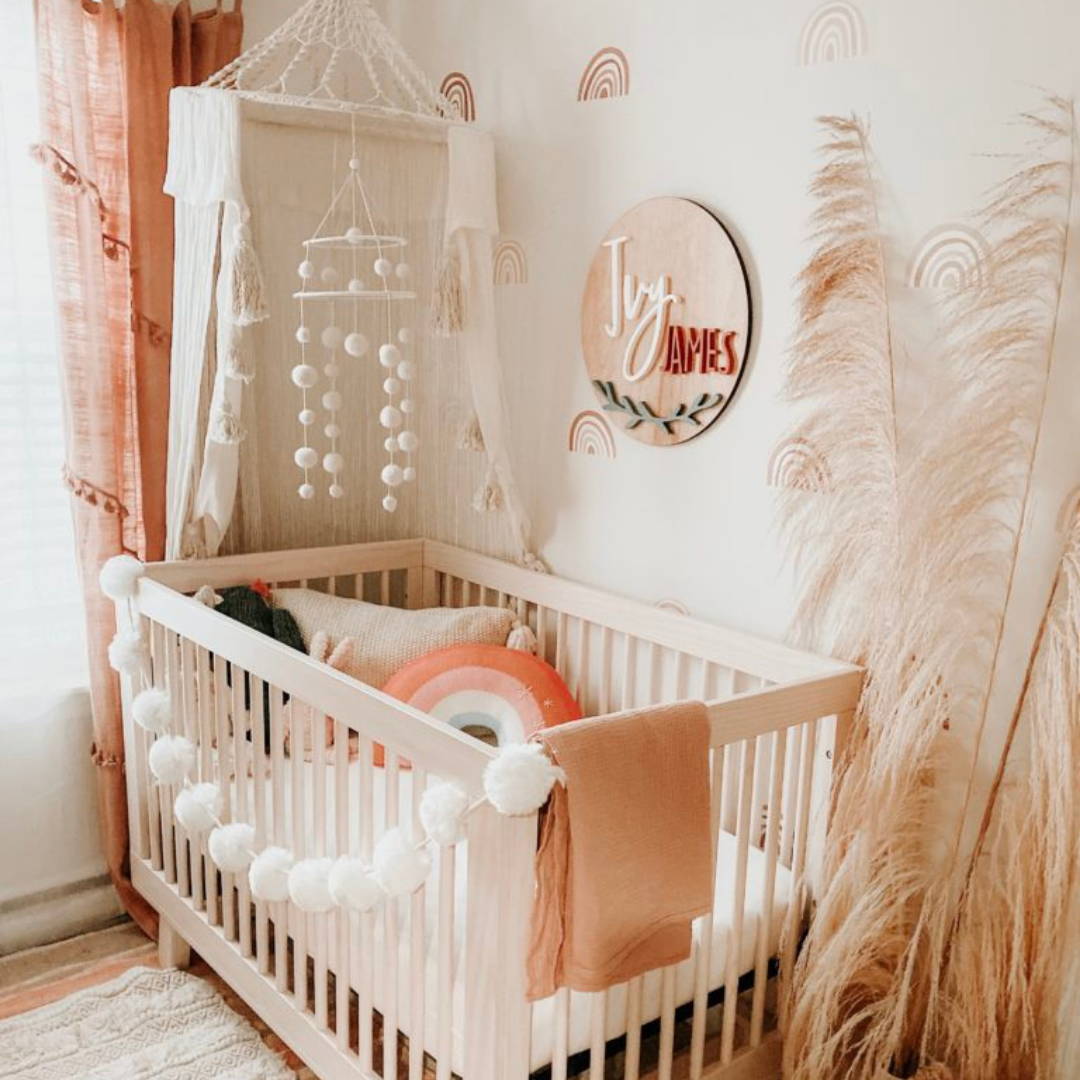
[592, 380, 724, 435]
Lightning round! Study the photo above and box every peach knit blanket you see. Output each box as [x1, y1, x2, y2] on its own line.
[525, 701, 713, 1000]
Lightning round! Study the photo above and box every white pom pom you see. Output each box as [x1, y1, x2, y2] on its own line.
[288, 857, 335, 912]
[291, 363, 318, 388]
[379, 406, 402, 429]
[346, 226, 364, 245]
[382, 494, 398, 512]
[299, 408, 315, 426]
[373, 257, 393, 278]
[381, 463, 404, 487]
[328, 856, 383, 912]
[372, 828, 431, 897]
[348, 157, 361, 171]
[324, 362, 340, 378]
[298, 483, 315, 500]
[483, 743, 564, 816]
[250, 846, 294, 902]
[99, 554, 144, 599]
[378, 343, 401, 369]
[108, 628, 148, 675]
[209, 822, 256, 872]
[325, 423, 342, 439]
[397, 327, 413, 345]
[394, 262, 409, 280]
[297, 260, 315, 280]
[320, 266, 339, 285]
[383, 377, 401, 395]
[295, 325, 311, 344]
[174, 782, 222, 832]
[397, 430, 419, 453]
[348, 278, 366, 293]
[397, 359, 416, 381]
[321, 325, 344, 350]
[344, 331, 368, 357]
[403, 466, 416, 482]
[383, 435, 398, 453]
[329, 483, 344, 499]
[294, 446, 318, 469]
[419, 783, 470, 846]
[148, 734, 196, 784]
[323, 390, 343, 411]
[323, 452, 344, 475]
[132, 688, 171, 734]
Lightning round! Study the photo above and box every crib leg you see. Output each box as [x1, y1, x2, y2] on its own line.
[158, 916, 191, 970]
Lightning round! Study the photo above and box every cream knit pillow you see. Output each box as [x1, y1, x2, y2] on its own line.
[274, 588, 516, 689]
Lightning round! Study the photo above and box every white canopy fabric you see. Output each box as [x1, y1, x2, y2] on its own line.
[163, 86, 540, 567]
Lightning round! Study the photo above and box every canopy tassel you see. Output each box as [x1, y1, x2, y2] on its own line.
[434, 245, 464, 335]
[457, 412, 485, 451]
[471, 475, 503, 513]
[209, 400, 246, 445]
[229, 221, 269, 327]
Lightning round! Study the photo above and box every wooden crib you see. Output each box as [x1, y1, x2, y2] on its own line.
[115, 538, 861, 1080]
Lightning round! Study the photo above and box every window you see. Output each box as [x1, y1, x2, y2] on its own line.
[0, 1, 86, 698]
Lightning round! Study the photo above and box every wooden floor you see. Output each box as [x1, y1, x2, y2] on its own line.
[0, 920, 316, 1079]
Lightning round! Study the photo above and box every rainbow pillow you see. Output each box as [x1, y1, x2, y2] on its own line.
[382, 643, 581, 750]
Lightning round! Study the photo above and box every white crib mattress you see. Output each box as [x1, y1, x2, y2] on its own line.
[241, 759, 792, 1074]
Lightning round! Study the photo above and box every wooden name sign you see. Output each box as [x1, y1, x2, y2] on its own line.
[581, 197, 752, 446]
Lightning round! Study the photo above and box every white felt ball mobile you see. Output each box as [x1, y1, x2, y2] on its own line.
[290, 136, 419, 508]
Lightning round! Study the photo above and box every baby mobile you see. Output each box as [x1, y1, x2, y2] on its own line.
[102, 557, 563, 914]
[291, 119, 419, 512]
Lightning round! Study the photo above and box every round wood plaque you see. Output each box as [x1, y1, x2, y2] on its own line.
[581, 197, 752, 446]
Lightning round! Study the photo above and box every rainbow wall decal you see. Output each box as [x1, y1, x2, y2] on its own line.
[577, 47, 630, 102]
[654, 598, 690, 616]
[439, 72, 476, 122]
[767, 436, 830, 492]
[1057, 486, 1080, 533]
[799, 2, 867, 65]
[908, 225, 990, 290]
[568, 410, 617, 460]
[493, 240, 528, 285]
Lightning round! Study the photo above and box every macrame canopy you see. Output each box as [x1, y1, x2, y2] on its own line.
[203, 0, 454, 119]
[164, 0, 543, 571]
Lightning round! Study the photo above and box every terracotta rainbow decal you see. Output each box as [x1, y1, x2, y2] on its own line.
[655, 598, 690, 616]
[439, 72, 476, 122]
[568, 410, 617, 460]
[577, 47, 630, 102]
[767, 436, 830, 492]
[908, 224, 990, 290]
[493, 240, 528, 285]
[1057, 485, 1080, 534]
[799, 2, 867, 66]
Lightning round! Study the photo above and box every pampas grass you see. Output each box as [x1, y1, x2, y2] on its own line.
[779, 98, 1076, 1080]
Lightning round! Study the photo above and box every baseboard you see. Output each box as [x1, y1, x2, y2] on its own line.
[0, 875, 125, 956]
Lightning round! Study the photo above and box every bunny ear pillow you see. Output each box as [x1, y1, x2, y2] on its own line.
[99, 555, 571, 915]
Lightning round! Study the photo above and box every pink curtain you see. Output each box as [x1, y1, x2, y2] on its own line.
[33, 0, 242, 937]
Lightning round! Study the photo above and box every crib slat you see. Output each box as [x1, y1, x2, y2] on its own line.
[211, 651, 234, 941]
[690, 743, 726, 1078]
[255, 680, 272, 976]
[292, 700, 308, 1011]
[380, 570, 391, 607]
[409, 767, 428, 1080]
[598, 627, 613, 714]
[435, 839, 455, 1080]
[782, 719, 818, 994]
[624, 976, 643, 1080]
[358, 734, 376, 1073]
[173, 635, 190, 897]
[589, 990, 606, 1079]
[196, 646, 217, 924]
[146, 622, 164, 872]
[658, 967, 677, 1080]
[231, 663, 253, 959]
[334, 717, 350, 1052]
[552, 987, 570, 1080]
[721, 736, 758, 1064]
[751, 726, 787, 1044]
[313, 711, 329, 1030]
[383, 749, 401, 1080]
[780, 724, 803, 868]
[621, 632, 637, 710]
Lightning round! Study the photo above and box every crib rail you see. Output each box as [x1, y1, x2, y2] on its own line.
[121, 539, 862, 1080]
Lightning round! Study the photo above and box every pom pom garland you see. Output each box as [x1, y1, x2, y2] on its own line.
[328, 856, 383, 912]
[288, 857, 336, 912]
[99, 554, 144, 599]
[373, 828, 431, 897]
[419, 783, 470, 847]
[108, 628, 149, 675]
[249, 846, 294, 902]
[483, 743, 565, 816]
[174, 782, 222, 832]
[132, 688, 171, 734]
[209, 822, 257, 872]
[148, 735, 196, 784]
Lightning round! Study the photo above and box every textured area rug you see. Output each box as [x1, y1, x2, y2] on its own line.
[0, 965, 295, 1080]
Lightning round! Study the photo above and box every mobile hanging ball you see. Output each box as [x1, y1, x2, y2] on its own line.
[383, 435, 398, 453]
[348, 278, 366, 293]
[325, 423, 342, 439]
[295, 325, 311, 344]
[322, 452, 344, 475]
[320, 266, 338, 285]
[323, 390, 343, 411]
[344, 332, 369, 357]
[294, 446, 318, 469]
[397, 430, 418, 453]
[382, 494, 398, 513]
[379, 405, 402, 429]
[400, 398, 414, 414]
[381, 463, 404, 487]
[373, 257, 393, 278]
[397, 327, 413, 345]
[324, 362, 340, 378]
[379, 343, 401, 368]
[297, 260, 315, 280]
[397, 359, 416, 381]
[346, 226, 364, 245]
[321, 325, 344, 350]
[291, 364, 318, 388]
[299, 408, 315, 426]
[298, 483, 315, 500]
[383, 377, 401, 395]
[329, 483, 344, 499]
[403, 466, 416, 482]
[394, 263, 409, 280]
[349, 157, 361, 171]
